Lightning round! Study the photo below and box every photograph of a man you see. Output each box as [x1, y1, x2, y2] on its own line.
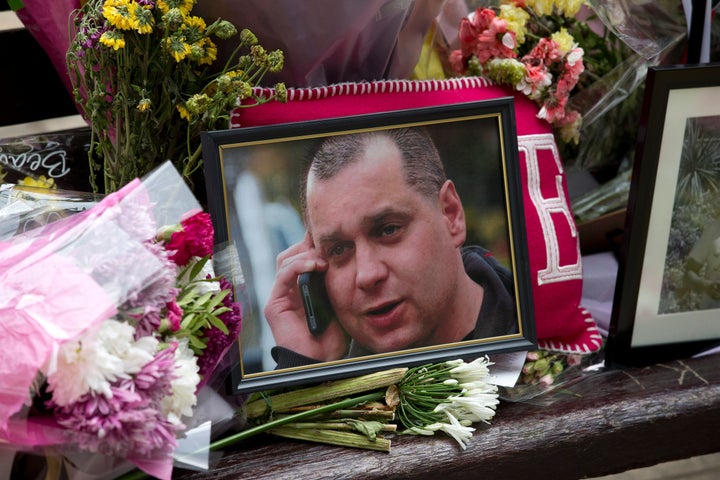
[264, 127, 519, 369]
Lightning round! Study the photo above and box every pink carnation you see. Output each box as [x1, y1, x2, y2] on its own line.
[165, 212, 214, 266]
[474, 17, 515, 63]
[166, 299, 183, 332]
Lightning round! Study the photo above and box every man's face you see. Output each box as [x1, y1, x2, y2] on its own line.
[306, 136, 466, 353]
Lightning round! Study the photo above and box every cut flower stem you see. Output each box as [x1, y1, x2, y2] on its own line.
[118, 391, 387, 480]
[244, 367, 408, 418]
[269, 427, 392, 452]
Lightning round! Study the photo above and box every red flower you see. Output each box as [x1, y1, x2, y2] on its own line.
[165, 212, 214, 266]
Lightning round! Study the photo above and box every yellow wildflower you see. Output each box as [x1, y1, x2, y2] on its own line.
[157, 0, 195, 16]
[129, 2, 154, 34]
[165, 35, 191, 62]
[19, 175, 56, 189]
[103, 0, 133, 30]
[556, 0, 584, 18]
[523, 0, 554, 16]
[137, 98, 152, 112]
[499, 4, 530, 45]
[551, 28, 576, 54]
[192, 37, 217, 66]
[100, 30, 126, 50]
[182, 14, 206, 31]
[176, 103, 192, 121]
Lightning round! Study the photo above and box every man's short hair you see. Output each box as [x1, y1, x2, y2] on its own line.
[301, 128, 446, 217]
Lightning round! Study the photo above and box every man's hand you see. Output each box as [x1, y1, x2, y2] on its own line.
[264, 233, 347, 361]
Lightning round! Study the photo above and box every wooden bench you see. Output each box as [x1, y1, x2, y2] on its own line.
[174, 352, 720, 479]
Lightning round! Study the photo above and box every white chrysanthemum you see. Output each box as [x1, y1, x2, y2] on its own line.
[47, 319, 157, 406]
[161, 338, 201, 427]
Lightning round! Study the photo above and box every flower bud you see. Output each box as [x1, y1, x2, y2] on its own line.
[268, 49, 284, 72]
[162, 8, 184, 30]
[240, 28, 258, 46]
[214, 20, 237, 40]
[274, 83, 287, 102]
[186, 93, 211, 115]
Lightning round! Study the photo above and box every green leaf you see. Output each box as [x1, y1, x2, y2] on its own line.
[345, 419, 385, 441]
[188, 256, 210, 281]
[180, 312, 196, 329]
[212, 306, 232, 316]
[188, 334, 207, 351]
[207, 314, 230, 335]
[194, 291, 215, 308]
[207, 289, 230, 309]
[8, 0, 24, 11]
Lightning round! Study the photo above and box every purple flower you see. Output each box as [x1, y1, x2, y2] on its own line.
[50, 345, 181, 458]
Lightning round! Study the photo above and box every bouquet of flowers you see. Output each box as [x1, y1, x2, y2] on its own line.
[0, 162, 242, 479]
[445, 0, 643, 171]
[66, 0, 287, 193]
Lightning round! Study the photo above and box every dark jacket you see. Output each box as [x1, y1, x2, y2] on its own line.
[272, 245, 518, 368]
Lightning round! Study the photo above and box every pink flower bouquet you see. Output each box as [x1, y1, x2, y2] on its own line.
[0, 162, 242, 479]
[448, 0, 587, 143]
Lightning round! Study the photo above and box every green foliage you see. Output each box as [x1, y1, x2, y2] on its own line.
[66, 0, 286, 193]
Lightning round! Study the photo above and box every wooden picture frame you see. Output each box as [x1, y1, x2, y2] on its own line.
[607, 63, 720, 367]
[202, 99, 535, 393]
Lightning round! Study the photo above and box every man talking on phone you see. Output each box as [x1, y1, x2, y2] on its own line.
[264, 127, 518, 368]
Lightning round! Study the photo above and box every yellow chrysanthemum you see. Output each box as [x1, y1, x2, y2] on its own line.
[137, 98, 152, 112]
[129, 2, 154, 34]
[19, 175, 56, 189]
[103, 0, 134, 31]
[555, 0, 584, 18]
[551, 28, 576, 54]
[165, 35, 192, 62]
[192, 37, 217, 66]
[176, 103, 192, 121]
[99, 30, 126, 50]
[182, 15, 207, 45]
[182, 15, 206, 31]
[524, 0, 554, 16]
[499, 4, 530, 45]
[157, 0, 195, 16]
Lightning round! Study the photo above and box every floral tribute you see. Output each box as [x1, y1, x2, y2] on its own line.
[66, 0, 287, 193]
[0, 163, 241, 479]
[448, 0, 594, 144]
[215, 357, 499, 455]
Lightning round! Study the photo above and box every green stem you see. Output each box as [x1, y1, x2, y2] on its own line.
[245, 368, 406, 419]
[116, 391, 385, 480]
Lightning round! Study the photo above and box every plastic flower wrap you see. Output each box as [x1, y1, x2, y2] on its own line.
[444, 0, 686, 177]
[65, 0, 287, 193]
[0, 162, 242, 480]
[497, 349, 606, 404]
[448, 0, 592, 142]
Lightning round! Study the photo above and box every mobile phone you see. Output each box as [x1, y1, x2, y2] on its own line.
[297, 271, 335, 336]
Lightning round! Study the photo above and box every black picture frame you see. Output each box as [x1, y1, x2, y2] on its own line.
[606, 63, 720, 367]
[202, 98, 536, 393]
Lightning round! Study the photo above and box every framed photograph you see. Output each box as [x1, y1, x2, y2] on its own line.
[607, 63, 720, 367]
[202, 98, 535, 393]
